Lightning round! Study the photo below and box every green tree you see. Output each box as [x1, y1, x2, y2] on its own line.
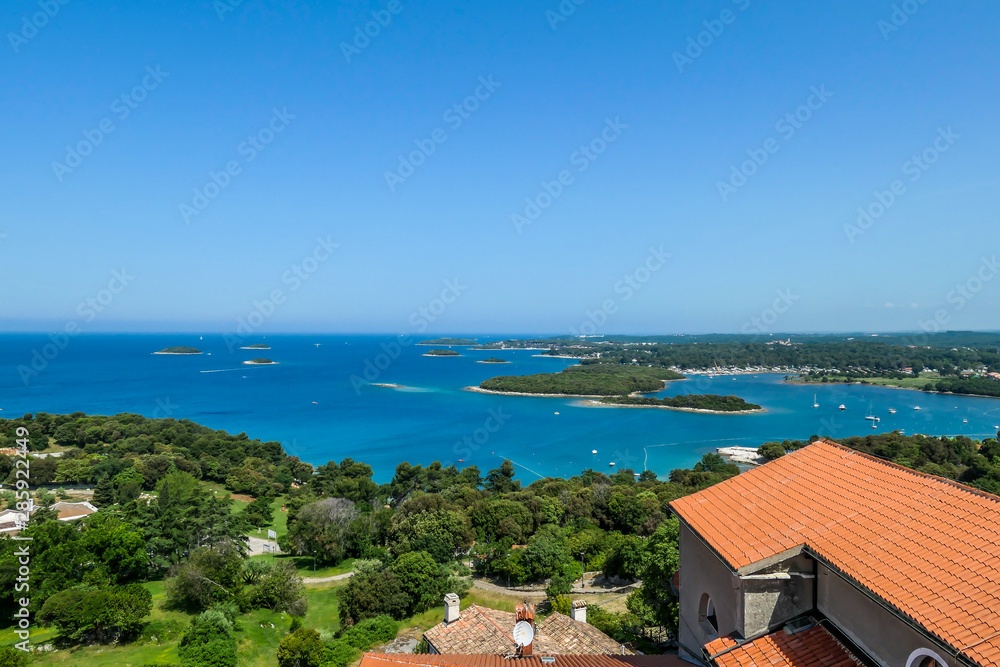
[338, 570, 410, 625]
[179, 610, 238, 667]
[484, 460, 519, 494]
[92, 475, 116, 507]
[758, 442, 786, 461]
[276, 628, 326, 667]
[165, 544, 244, 611]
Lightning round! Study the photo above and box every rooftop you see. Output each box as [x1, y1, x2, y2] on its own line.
[670, 440, 1000, 665]
[704, 624, 863, 667]
[423, 605, 627, 656]
[359, 654, 687, 667]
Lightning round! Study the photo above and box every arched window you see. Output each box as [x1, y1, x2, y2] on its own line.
[906, 648, 948, 667]
[698, 593, 719, 637]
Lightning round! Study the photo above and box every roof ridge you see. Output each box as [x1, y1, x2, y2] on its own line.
[817, 439, 1000, 505]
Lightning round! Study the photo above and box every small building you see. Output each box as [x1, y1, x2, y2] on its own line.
[422, 596, 628, 656]
[670, 439, 1000, 667]
[50, 501, 98, 521]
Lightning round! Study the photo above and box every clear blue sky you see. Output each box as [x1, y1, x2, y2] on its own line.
[2, 0, 998, 335]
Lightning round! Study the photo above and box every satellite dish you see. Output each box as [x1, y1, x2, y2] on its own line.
[513, 620, 534, 647]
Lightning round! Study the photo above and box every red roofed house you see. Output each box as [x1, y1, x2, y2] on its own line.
[669, 439, 1000, 667]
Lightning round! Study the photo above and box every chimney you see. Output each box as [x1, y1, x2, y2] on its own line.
[444, 593, 460, 624]
[570, 601, 587, 624]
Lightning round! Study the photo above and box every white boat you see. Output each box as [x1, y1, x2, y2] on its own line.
[872, 422, 877, 429]
[608, 462, 615, 467]
[963, 419, 968, 424]
[888, 408, 896, 414]
[914, 406, 922, 411]
[592, 449, 597, 454]
[813, 394, 819, 408]
[839, 404, 846, 411]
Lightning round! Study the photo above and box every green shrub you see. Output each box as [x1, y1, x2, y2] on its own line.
[340, 615, 398, 649]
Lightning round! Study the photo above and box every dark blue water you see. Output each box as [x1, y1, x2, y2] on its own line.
[3, 334, 998, 482]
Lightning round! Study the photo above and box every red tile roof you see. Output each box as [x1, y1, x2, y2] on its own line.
[423, 606, 627, 656]
[669, 440, 1000, 666]
[359, 654, 687, 667]
[705, 624, 862, 667]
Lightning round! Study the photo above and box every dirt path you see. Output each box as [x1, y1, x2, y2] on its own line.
[472, 574, 640, 598]
[303, 571, 355, 584]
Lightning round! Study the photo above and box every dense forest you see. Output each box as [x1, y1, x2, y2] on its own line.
[598, 394, 762, 412]
[475, 335, 1000, 376]
[479, 364, 684, 396]
[3, 412, 1000, 666]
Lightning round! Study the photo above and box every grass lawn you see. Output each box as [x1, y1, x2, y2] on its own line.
[795, 371, 941, 391]
[247, 554, 355, 580]
[7, 579, 347, 667]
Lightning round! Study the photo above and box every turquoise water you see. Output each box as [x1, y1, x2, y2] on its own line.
[3, 334, 999, 482]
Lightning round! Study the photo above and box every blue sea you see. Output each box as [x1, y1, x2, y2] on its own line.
[3, 334, 999, 482]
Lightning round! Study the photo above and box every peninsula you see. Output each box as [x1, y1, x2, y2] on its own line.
[154, 346, 202, 355]
[475, 363, 684, 396]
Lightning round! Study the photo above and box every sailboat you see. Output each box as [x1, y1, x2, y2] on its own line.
[888, 408, 897, 414]
[812, 394, 819, 408]
[839, 404, 846, 411]
[865, 404, 878, 422]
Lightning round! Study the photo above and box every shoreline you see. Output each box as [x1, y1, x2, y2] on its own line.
[372, 383, 405, 388]
[786, 377, 1000, 401]
[240, 346, 271, 350]
[152, 351, 202, 355]
[422, 353, 461, 358]
[580, 400, 765, 415]
[242, 360, 278, 365]
[531, 354, 584, 359]
[464, 386, 612, 398]
[476, 360, 510, 364]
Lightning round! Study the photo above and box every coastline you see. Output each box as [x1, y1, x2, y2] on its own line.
[531, 354, 584, 359]
[372, 383, 405, 388]
[152, 351, 202, 355]
[580, 400, 765, 415]
[423, 353, 461, 358]
[476, 360, 510, 364]
[786, 377, 1000, 401]
[240, 346, 271, 350]
[463, 386, 612, 398]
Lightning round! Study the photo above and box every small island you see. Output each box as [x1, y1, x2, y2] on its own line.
[418, 338, 477, 346]
[476, 357, 510, 364]
[240, 343, 271, 350]
[423, 349, 461, 357]
[372, 383, 404, 388]
[154, 346, 202, 355]
[242, 358, 277, 365]
[593, 394, 763, 414]
[472, 364, 685, 397]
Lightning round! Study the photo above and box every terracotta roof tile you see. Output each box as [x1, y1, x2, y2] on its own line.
[423, 607, 626, 656]
[705, 624, 862, 667]
[670, 441, 1000, 665]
